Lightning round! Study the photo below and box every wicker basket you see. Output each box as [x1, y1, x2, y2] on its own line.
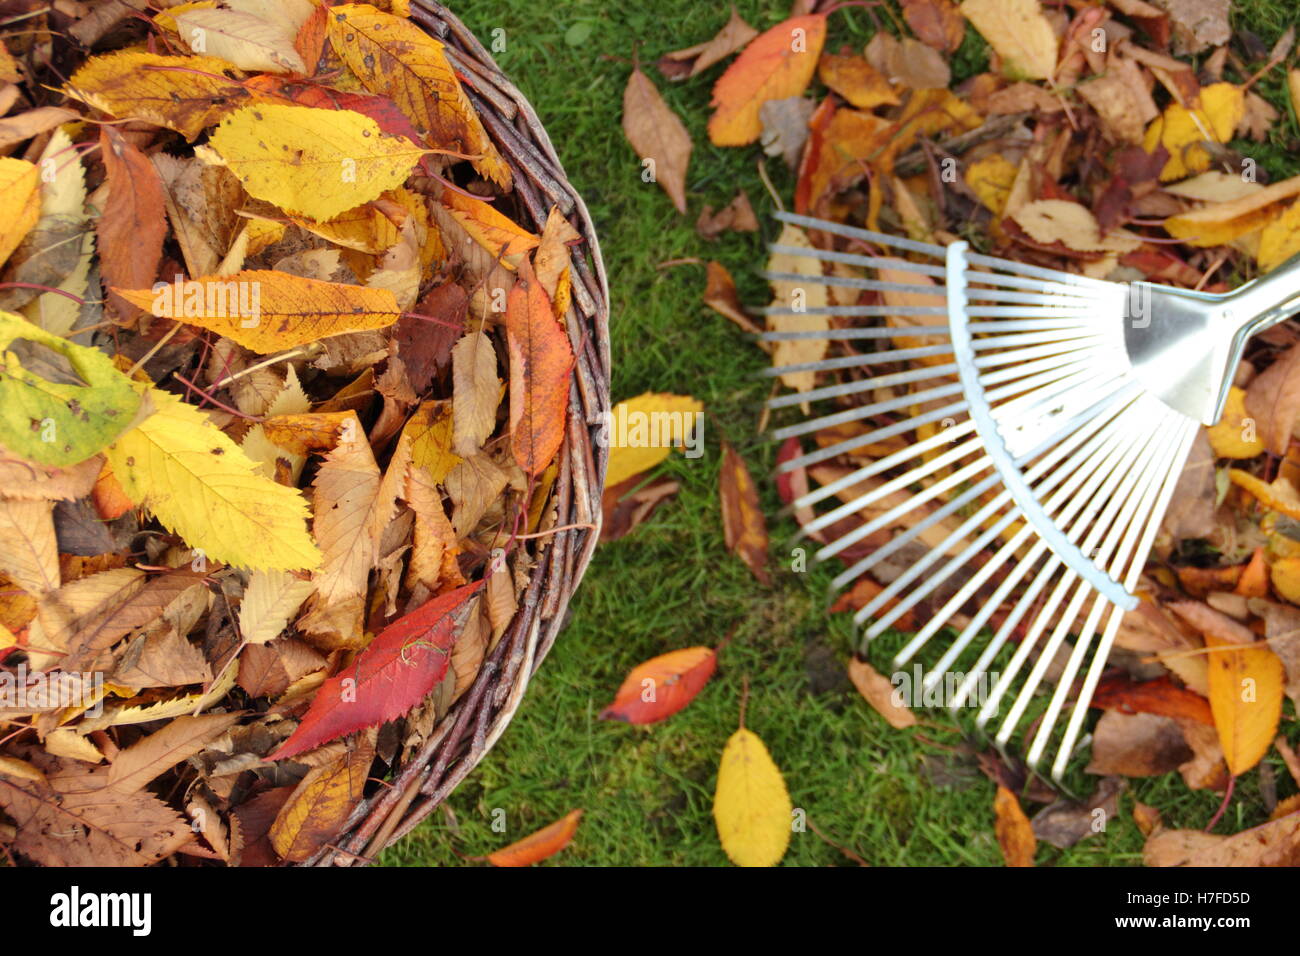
[300, 0, 611, 866]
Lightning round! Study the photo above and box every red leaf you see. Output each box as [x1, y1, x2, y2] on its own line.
[270, 580, 482, 760]
[1091, 674, 1214, 726]
[98, 127, 166, 318]
[487, 809, 582, 866]
[506, 258, 573, 477]
[599, 646, 717, 723]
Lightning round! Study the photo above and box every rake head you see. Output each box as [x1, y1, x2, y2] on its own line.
[763, 210, 1203, 780]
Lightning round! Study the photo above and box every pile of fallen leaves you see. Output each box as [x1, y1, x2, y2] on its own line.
[615, 0, 1300, 866]
[0, 0, 587, 866]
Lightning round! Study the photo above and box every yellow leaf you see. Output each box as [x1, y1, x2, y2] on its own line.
[1164, 174, 1300, 247]
[1207, 388, 1266, 458]
[0, 755, 46, 785]
[112, 270, 403, 354]
[66, 52, 244, 140]
[239, 570, 314, 644]
[401, 400, 461, 482]
[712, 727, 792, 867]
[965, 154, 1018, 215]
[1229, 468, 1300, 519]
[766, 223, 829, 393]
[77, 666, 237, 732]
[327, 3, 510, 187]
[195, 104, 427, 221]
[1204, 632, 1283, 775]
[1143, 83, 1245, 182]
[270, 737, 373, 862]
[960, 0, 1058, 80]
[0, 158, 39, 270]
[105, 388, 320, 571]
[604, 392, 704, 488]
[1271, 556, 1300, 603]
[1258, 197, 1300, 272]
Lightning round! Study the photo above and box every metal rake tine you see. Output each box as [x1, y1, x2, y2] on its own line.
[767, 244, 947, 277]
[1025, 416, 1190, 768]
[858, 387, 1139, 633]
[761, 327, 929, 341]
[767, 366, 955, 410]
[828, 471, 1006, 592]
[1047, 417, 1201, 777]
[774, 210, 947, 258]
[771, 382, 966, 441]
[897, 400, 1147, 664]
[762, 271, 947, 296]
[763, 345, 954, 378]
[761, 305, 948, 317]
[788, 421, 977, 511]
[965, 250, 1123, 287]
[816, 455, 994, 561]
[982, 405, 1161, 734]
[775, 397, 973, 473]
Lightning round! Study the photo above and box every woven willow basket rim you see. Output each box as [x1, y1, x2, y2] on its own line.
[300, 0, 611, 866]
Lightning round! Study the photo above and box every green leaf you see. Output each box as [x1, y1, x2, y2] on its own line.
[0, 310, 142, 466]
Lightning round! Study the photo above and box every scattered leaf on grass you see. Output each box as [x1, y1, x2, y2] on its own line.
[713, 725, 792, 867]
[600, 646, 717, 723]
[993, 785, 1036, 867]
[847, 656, 917, 729]
[487, 808, 582, 866]
[719, 440, 771, 585]
[622, 67, 692, 214]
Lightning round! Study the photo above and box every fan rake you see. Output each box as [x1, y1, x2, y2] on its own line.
[762, 210, 1300, 780]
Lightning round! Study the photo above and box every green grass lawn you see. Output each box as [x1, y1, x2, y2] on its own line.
[381, 0, 1300, 866]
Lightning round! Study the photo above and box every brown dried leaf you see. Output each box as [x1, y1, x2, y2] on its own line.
[107, 713, 240, 793]
[901, 0, 967, 53]
[0, 751, 193, 865]
[622, 66, 692, 214]
[1245, 342, 1300, 456]
[847, 656, 917, 728]
[719, 440, 770, 585]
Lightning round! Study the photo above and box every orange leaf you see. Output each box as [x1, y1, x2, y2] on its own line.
[600, 646, 717, 723]
[1236, 547, 1270, 599]
[707, 14, 826, 146]
[993, 786, 1036, 867]
[1228, 468, 1300, 520]
[440, 189, 539, 268]
[719, 440, 770, 585]
[91, 458, 133, 522]
[112, 270, 403, 354]
[506, 259, 573, 477]
[487, 808, 582, 867]
[847, 656, 917, 729]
